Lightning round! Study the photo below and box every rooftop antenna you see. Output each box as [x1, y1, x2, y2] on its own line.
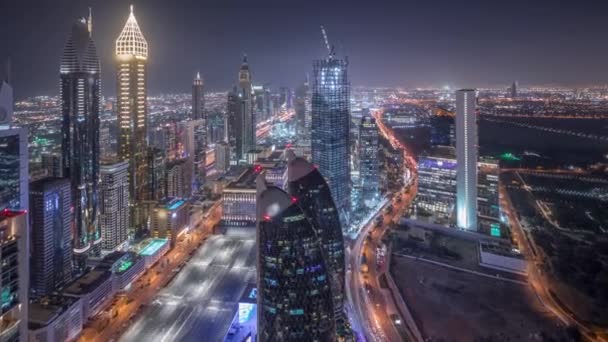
[88, 7, 93, 36]
[320, 26, 334, 58]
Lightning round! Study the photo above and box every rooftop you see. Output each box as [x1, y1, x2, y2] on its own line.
[29, 295, 80, 328]
[139, 238, 169, 256]
[225, 166, 264, 190]
[63, 269, 112, 296]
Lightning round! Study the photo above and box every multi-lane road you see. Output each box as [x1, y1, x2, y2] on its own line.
[119, 231, 256, 342]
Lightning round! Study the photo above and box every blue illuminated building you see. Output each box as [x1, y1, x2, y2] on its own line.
[311, 49, 351, 226]
[415, 146, 457, 224]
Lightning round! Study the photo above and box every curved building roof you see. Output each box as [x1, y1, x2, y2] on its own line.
[60, 17, 100, 75]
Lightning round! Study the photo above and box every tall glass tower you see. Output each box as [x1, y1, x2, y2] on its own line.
[455, 89, 478, 231]
[311, 52, 351, 226]
[116, 5, 148, 231]
[256, 176, 336, 341]
[358, 116, 379, 207]
[60, 13, 101, 262]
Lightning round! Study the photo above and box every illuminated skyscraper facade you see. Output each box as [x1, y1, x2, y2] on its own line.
[30, 178, 73, 297]
[455, 89, 478, 231]
[116, 5, 148, 231]
[238, 56, 255, 161]
[60, 14, 101, 261]
[358, 116, 379, 206]
[311, 53, 351, 224]
[287, 152, 347, 336]
[100, 160, 130, 252]
[191, 73, 206, 191]
[256, 176, 336, 341]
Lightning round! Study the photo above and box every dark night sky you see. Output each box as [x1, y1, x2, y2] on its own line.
[1, 0, 608, 99]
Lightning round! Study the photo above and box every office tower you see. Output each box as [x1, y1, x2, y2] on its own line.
[116, 5, 149, 231]
[238, 55, 255, 160]
[455, 89, 478, 231]
[0, 80, 29, 338]
[30, 178, 73, 297]
[221, 166, 259, 227]
[252, 85, 265, 125]
[430, 114, 455, 147]
[166, 159, 189, 198]
[192, 72, 205, 120]
[478, 157, 500, 222]
[358, 116, 379, 206]
[226, 87, 240, 162]
[510, 81, 518, 98]
[191, 73, 207, 192]
[286, 152, 347, 336]
[0, 79, 13, 125]
[100, 125, 111, 158]
[256, 176, 336, 341]
[60, 14, 101, 261]
[294, 79, 309, 139]
[215, 141, 231, 174]
[207, 110, 225, 144]
[311, 50, 351, 224]
[0, 210, 29, 341]
[99, 160, 130, 252]
[41, 152, 63, 178]
[416, 146, 457, 223]
[179, 119, 206, 195]
[146, 147, 166, 201]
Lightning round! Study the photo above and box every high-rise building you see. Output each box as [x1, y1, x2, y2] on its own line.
[510, 81, 518, 99]
[311, 51, 351, 224]
[99, 160, 130, 252]
[256, 176, 336, 341]
[238, 55, 255, 161]
[415, 146, 457, 223]
[116, 5, 149, 231]
[145, 147, 166, 201]
[455, 89, 478, 231]
[0, 74, 29, 342]
[358, 116, 379, 207]
[286, 152, 347, 336]
[215, 141, 231, 174]
[179, 119, 205, 195]
[192, 72, 205, 120]
[226, 87, 240, 162]
[191, 73, 207, 192]
[0, 210, 29, 342]
[478, 157, 500, 222]
[166, 159, 189, 199]
[294, 79, 310, 139]
[30, 178, 73, 297]
[60, 14, 101, 261]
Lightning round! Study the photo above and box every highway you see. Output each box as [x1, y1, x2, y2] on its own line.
[346, 107, 421, 341]
[500, 183, 607, 342]
[120, 231, 256, 342]
[78, 205, 222, 342]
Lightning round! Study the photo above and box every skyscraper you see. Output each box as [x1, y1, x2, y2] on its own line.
[256, 175, 336, 341]
[286, 152, 347, 336]
[294, 79, 310, 139]
[30, 178, 73, 296]
[311, 50, 351, 225]
[215, 141, 231, 174]
[116, 5, 149, 231]
[60, 13, 101, 262]
[238, 55, 255, 161]
[455, 89, 478, 231]
[0, 76, 29, 341]
[191, 73, 207, 192]
[510, 81, 518, 98]
[226, 87, 240, 162]
[99, 160, 130, 252]
[358, 116, 379, 207]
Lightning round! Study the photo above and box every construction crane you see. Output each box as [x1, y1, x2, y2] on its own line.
[320, 25, 335, 58]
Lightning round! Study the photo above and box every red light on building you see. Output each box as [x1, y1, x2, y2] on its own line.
[263, 214, 271, 221]
[290, 196, 297, 204]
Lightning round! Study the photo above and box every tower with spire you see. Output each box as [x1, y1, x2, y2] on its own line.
[60, 12, 101, 266]
[115, 4, 149, 233]
[191, 72, 207, 191]
[238, 55, 255, 162]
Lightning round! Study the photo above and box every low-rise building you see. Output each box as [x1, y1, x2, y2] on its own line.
[151, 198, 190, 246]
[63, 269, 114, 322]
[28, 296, 83, 342]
